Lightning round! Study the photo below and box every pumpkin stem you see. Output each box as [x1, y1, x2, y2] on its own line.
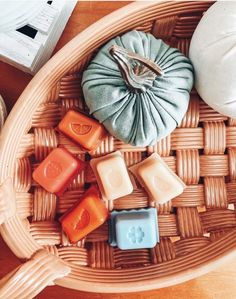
[109, 45, 163, 93]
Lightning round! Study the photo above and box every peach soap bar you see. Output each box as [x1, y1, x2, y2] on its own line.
[33, 148, 85, 196]
[58, 110, 107, 151]
[60, 185, 109, 243]
[129, 153, 185, 204]
[90, 151, 133, 201]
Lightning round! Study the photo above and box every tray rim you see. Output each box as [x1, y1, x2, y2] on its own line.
[1, 0, 234, 293]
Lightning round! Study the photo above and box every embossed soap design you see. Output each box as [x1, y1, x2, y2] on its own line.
[32, 148, 85, 196]
[82, 30, 194, 147]
[60, 185, 109, 243]
[129, 153, 185, 204]
[58, 110, 107, 151]
[109, 208, 159, 250]
[90, 151, 133, 201]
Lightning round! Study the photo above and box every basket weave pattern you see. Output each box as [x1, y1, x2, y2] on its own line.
[2, 1, 236, 293]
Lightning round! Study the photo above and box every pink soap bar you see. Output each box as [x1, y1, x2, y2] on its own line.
[129, 153, 185, 204]
[33, 148, 85, 196]
[90, 151, 133, 201]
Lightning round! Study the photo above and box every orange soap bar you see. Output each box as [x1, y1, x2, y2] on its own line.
[33, 148, 85, 196]
[58, 110, 107, 151]
[60, 185, 109, 243]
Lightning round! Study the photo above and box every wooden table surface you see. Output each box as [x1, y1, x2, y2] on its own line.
[0, 1, 236, 298]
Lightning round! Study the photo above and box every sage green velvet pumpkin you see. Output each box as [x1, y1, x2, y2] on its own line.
[82, 30, 193, 147]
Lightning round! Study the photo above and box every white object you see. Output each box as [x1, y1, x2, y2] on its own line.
[90, 151, 133, 201]
[0, 0, 77, 74]
[129, 153, 185, 204]
[189, 1, 236, 118]
[0, 1, 45, 32]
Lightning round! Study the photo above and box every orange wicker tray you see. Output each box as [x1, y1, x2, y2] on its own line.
[1, 1, 236, 298]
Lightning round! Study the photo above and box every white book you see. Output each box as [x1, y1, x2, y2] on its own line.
[0, 0, 77, 74]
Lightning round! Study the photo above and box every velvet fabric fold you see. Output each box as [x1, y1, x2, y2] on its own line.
[82, 31, 193, 147]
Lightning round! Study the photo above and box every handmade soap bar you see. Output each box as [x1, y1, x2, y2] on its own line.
[109, 208, 159, 250]
[129, 153, 185, 204]
[60, 185, 109, 243]
[33, 148, 85, 196]
[90, 151, 133, 201]
[58, 110, 107, 151]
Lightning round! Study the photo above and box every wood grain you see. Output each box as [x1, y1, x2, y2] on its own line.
[0, 1, 236, 298]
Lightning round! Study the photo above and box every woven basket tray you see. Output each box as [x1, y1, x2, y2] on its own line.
[1, 1, 236, 297]
[0, 95, 7, 131]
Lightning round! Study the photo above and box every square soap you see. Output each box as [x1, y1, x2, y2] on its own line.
[33, 148, 85, 196]
[60, 185, 109, 243]
[58, 110, 107, 151]
[129, 153, 185, 204]
[109, 208, 159, 250]
[90, 151, 133, 201]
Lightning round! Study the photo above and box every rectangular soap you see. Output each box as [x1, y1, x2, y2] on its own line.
[90, 151, 133, 201]
[58, 110, 107, 151]
[109, 208, 159, 250]
[33, 147, 85, 196]
[60, 185, 109, 243]
[129, 153, 185, 204]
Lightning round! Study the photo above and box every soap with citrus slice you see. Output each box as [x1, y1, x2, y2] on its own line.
[60, 185, 109, 243]
[58, 110, 107, 151]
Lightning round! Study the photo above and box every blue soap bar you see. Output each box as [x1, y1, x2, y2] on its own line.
[108, 208, 159, 250]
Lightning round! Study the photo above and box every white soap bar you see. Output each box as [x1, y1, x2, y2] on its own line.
[130, 153, 185, 204]
[90, 151, 133, 201]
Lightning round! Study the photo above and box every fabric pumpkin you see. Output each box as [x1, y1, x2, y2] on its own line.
[189, 2, 236, 118]
[82, 30, 193, 147]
